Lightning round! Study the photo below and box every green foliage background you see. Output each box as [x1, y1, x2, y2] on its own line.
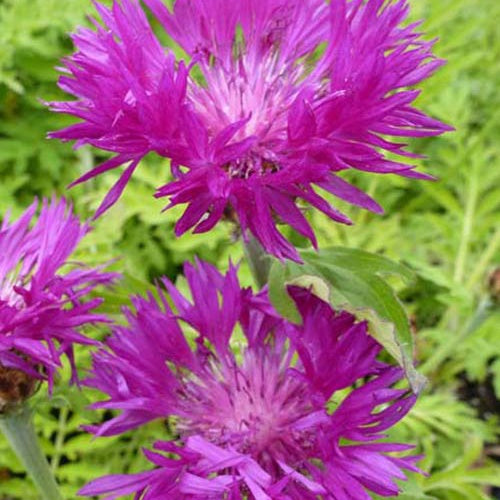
[0, 0, 499, 498]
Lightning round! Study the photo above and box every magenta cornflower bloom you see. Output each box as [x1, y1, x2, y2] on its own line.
[49, 0, 451, 261]
[80, 260, 420, 499]
[0, 198, 117, 406]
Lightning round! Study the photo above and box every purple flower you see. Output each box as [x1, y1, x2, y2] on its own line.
[0, 198, 117, 398]
[80, 260, 420, 499]
[49, 0, 451, 261]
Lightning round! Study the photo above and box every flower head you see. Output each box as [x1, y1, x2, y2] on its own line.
[0, 198, 117, 408]
[80, 260, 419, 499]
[50, 0, 451, 261]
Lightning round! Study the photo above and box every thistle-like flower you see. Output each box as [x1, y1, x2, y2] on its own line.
[0, 198, 117, 411]
[80, 260, 419, 499]
[49, 0, 451, 261]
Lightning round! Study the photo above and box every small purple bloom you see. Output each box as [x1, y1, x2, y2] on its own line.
[80, 260, 420, 499]
[49, 0, 451, 261]
[0, 198, 117, 396]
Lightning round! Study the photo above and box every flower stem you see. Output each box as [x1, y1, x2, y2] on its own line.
[243, 236, 271, 288]
[51, 406, 69, 473]
[0, 404, 63, 500]
[467, 228, 500, 289]
[421, 298, 495, 376]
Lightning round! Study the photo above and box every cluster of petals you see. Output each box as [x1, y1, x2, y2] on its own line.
[80, 260, 419, 499]
[49, 0, 451, 261]
[0, 198, 117, 391]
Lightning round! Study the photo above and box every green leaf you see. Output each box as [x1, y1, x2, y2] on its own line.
[268, 247, 426, 393]
[302, 246, 415, 283]
[287, 274, 331, 303]
[422, 436, 500, 496]
[268, 261, 302, 324]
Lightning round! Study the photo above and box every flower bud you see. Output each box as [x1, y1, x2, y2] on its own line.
[0, 363, 38, 414]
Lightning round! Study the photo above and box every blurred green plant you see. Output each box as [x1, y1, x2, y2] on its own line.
[0, 0, 499, 498]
